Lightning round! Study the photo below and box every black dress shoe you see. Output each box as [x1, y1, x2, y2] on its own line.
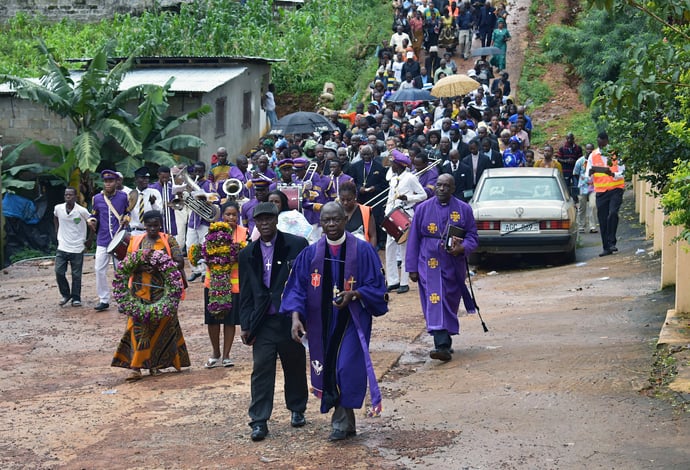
[396, 285, 410, 294]
[599, 250, 613, 257]
[188, 272, 201, 282]
[328, 429, 356, 441]
[250, 424, 268, 441]
[386, 283, 400, 292]
[430, 348, 452, 362]
[291, 411, 306, 427]
[610, 245, 618, 252]
[93, 302, 110, 311]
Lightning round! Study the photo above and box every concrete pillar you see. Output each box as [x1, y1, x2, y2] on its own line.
[633, 175, 640, 213]
[676, 234, 690, 313]
[653, 198, 664, 252]
[661, 225, 678, 288]
[638, 180, 647, 224]
[645, 183, 655, 240]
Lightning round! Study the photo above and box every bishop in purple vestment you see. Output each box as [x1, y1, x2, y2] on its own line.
[405, 174, 478, 362]
[282, 202, 388, 441]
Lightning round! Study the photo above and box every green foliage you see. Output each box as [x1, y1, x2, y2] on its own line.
[570, 0, 690, 236]
[0, 40, 209, 186]
[542, 9, 656, 105]
[0, 0, 390, 105]
[1, 141, 45, 194]
[517, 52, 553, 107]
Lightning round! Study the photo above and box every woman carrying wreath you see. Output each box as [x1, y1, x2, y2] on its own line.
[112, 210, 190, 381]
[201, 201, 247, 368]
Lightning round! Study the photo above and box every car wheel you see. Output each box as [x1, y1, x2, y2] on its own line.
[562, 247, 576, 264]
[468, 252, 481, 265]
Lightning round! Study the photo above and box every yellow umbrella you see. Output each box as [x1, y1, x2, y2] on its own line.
[430, 74, 481, 98]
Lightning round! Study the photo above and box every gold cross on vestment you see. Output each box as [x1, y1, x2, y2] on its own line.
[346, 276, 356, 292]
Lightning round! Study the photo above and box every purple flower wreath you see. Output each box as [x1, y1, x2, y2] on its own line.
[112, 249, 184, 323]
[202, 222, 243, 318]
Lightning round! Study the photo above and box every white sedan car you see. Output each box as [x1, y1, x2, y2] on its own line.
[469, 167, 578, 262]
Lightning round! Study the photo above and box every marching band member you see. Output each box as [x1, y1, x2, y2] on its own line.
[127, 167, 162, 236]
[323, 159, 353, 203]
[384, 150, 427, 295]
[270, 159, 295, 191]
[229, 155, 254, 201]
[149, 166, 177, 237]
[241, 177, 271, 234]
[411, 150, 439, 199]
[87, 169, 130, 312]
[186, 162, 216, 282]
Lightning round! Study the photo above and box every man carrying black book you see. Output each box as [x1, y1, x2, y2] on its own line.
[405, 174, 479, 362]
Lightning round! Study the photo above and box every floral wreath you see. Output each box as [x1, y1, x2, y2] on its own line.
[191, 222, 245, 319]
[112, 249, 184, 322]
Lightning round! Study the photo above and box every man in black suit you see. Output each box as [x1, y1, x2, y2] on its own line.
[453, 159, 475, 202]
[461, 140, 492, 189]
[480, 137, 504, 169]
[239, 202, 309, 442]
[347, 144, 389, 249]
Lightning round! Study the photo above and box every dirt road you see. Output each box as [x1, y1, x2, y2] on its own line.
[1, 191, 688, 469]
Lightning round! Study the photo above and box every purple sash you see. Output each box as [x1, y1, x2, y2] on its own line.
[306, 234, 382, 415]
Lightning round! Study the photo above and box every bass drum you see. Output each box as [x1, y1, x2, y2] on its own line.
[106, 231, 131, 261]
[279, 185, 302, 211]
[382, 207, 412, 244]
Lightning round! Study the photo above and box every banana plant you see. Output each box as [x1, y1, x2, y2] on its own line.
[0, 140, 45, 195]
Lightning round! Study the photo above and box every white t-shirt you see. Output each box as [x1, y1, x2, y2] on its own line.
[54, 203, 91, 253]
[264, 91, 276, 112]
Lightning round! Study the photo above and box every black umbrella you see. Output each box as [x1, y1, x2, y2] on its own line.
[270, 111, 337, 135]
[386, 88, 436, 102]
[471, 46, 503, 57]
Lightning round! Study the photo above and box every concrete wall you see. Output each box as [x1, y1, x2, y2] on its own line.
[633, 175, 689, 313]
[0, 95, 76, 160]
[0, 0, 192, 23]
[0, 63, 271, 170]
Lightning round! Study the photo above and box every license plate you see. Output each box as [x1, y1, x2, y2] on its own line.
[500, 221, 539, 234]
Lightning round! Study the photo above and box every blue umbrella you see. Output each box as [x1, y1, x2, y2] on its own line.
[386, 88, 436, 102]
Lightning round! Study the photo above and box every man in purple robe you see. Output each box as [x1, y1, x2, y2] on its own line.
[228, 155, 253, 200]
[282, 202, 388, 441]
[323, 159, 354, 203]
[406, 173, 478, 362]
[412, 150, 440, 199]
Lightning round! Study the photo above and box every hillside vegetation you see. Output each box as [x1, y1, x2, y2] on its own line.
[0, 0, 389, 105]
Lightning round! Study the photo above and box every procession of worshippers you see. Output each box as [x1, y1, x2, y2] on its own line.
[77, 0, 588, 443]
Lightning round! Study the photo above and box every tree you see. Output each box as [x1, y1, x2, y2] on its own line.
[0, 39, 209, 188]
[585, 0, 690, 240]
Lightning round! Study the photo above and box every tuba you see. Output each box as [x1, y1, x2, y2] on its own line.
[169, 166, 221, 222]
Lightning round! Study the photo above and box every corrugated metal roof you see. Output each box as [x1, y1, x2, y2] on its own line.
[0, 67, 248, 94]
[76, 67, 248, 93]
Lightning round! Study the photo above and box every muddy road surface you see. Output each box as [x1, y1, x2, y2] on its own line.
[1, 192, 689, 469]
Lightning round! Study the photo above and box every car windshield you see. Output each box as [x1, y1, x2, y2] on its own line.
[476, 176, 564, 202]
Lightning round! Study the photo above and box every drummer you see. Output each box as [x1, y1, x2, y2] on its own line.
[127, 166, 163, 236]
[384, 150, 427, 295]
[87, 169, 130, 312]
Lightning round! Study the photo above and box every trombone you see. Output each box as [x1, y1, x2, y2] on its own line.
[363, 157, 442, 209]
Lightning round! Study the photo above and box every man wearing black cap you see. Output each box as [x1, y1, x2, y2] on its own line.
[127, 167, 163, 236]
[238, 202, 309, 442]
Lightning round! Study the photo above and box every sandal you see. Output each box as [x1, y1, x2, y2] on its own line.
[126, 370, 142, 382]
[204, 357, 220, 369]
[149, 368, 161, 376]
[222, 358, 234, 368]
